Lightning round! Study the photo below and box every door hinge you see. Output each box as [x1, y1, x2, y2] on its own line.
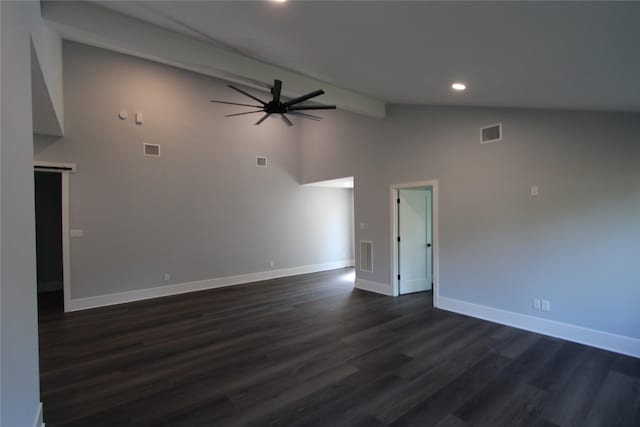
[397, 274, 401, 280]
[397, 198, 400, 204]
[397, 236, 401, 242]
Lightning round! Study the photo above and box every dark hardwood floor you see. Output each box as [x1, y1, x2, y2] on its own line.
[38, 268, 640, 426]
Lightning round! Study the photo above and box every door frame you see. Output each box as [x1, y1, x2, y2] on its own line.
[34, 161, 75, 312]
[389, 180, 439, 306]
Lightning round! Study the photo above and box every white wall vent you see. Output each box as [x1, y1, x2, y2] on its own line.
[143, 143, 161, 157]
[481, 123, 502, 144]
[256, 156, 268, 167]
[359, 240, 373, 272]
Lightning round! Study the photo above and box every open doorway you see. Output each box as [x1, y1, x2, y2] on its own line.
[391, 180, 439, 304]
[35, 171, 64, 314]
[33, 162, 74, 313]
[302, 175, 356, 285]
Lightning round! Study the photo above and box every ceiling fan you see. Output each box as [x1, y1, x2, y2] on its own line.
[211, 79, 336, 126]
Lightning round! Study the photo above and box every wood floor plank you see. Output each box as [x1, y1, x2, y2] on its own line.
[387, 353, 514, 426]
[37, 268, 640, 427]
[583, 371, 640, 427]
[538, 347, 615, 427]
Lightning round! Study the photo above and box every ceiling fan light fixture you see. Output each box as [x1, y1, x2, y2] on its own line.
[211, 79, 336, 127]
[451, 82, 467, 91]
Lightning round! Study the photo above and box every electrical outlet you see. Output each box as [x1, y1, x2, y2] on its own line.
[541, 299, 551, 312]
[531, 185, 539, 196]
[533, 298, 541, 310]
[164, 273, 170, 281]
[359, 222, 368, 230]
[269, 260, 275, 267]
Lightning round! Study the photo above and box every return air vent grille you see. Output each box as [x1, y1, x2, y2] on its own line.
[481, 123, 502, 144]
[256, 156, 268, 167]
[360, 241, 373, 272]
[143, 143, 161, 157]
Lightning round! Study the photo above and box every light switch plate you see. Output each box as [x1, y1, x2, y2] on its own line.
[533, 298, 541, 310]
[541, 299, 551, 312]
[70, 229, 83, 238]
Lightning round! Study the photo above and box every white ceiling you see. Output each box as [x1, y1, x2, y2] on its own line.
[96, 1, 640, 112]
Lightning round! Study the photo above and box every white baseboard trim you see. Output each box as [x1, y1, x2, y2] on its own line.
[355, 278, 394, 296]
[438, 296, 640, 359]
[33, 402, 44, 427]
[69, 260, 354, 312]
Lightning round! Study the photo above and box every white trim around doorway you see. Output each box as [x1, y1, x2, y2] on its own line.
[389, 180, 440, 306]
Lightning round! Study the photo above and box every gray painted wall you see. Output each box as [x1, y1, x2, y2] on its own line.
[34, 42, 354, 301]
[301, 105, 640, 339]
[1, 2, 44, 426]
[30, 3, 64, 134]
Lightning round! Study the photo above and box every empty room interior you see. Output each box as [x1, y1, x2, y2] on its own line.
[2, 1, 640, 426]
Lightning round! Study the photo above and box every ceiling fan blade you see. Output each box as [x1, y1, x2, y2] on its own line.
[225, 110, 264, 117]
[211, 100, 262, 108]
[289, 111, 322, 121]
[290, 112, 323, 121]
[288, 105, 336, 111]
[280, 114, 293, 127]
[255, 113, 271, 125]
[228, 84, 267, 105]
[272, 79, 282, 104]
[283, 90, 325, 107]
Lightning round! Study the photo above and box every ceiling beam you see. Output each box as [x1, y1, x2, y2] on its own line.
[42, 1, 386, 118]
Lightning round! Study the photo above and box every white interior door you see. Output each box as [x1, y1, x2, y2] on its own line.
[399, 188, 432, 294]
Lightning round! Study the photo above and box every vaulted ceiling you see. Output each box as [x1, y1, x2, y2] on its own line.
[95, 1, 640, 112]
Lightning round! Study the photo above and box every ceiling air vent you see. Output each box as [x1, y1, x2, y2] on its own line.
[481, 123, 502, 144]
[359, 241, 373, 273]
[256, 156, 268, 168]
[143, 143, 161, 157]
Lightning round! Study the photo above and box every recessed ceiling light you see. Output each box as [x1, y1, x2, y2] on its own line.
[451, 82, 467, 91]
[273, 0, 287, 2]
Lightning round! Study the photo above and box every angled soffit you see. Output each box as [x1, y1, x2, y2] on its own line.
[41, 1, 386, 119]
